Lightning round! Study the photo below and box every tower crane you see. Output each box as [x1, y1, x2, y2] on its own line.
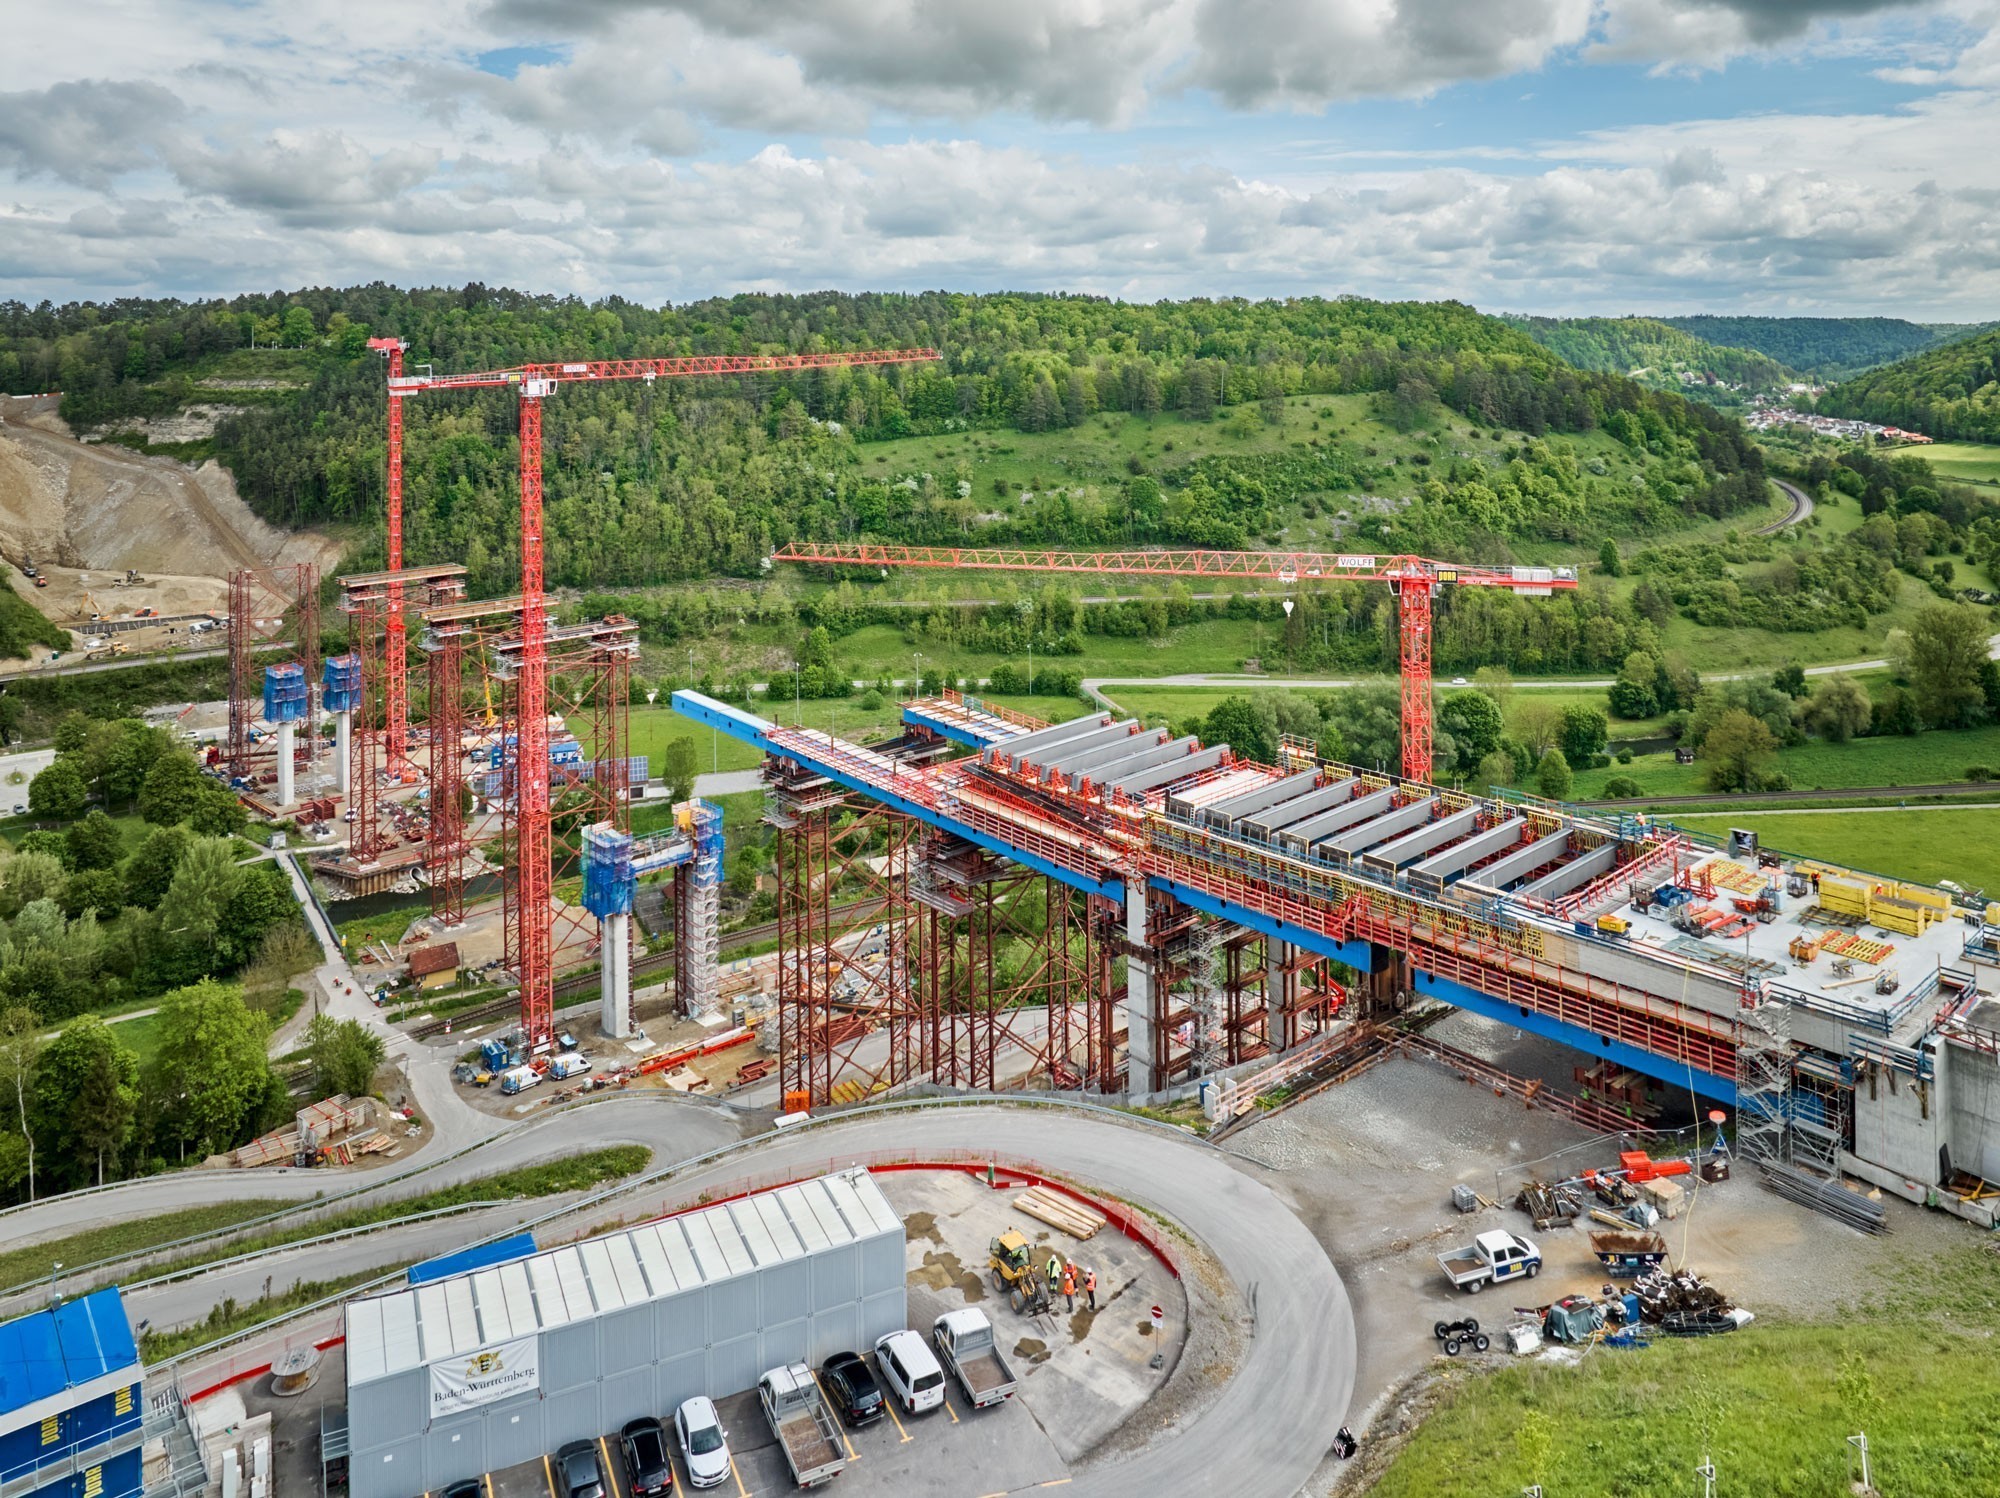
[768, 542, 1578, 782]
[377, 347, 941, 1050]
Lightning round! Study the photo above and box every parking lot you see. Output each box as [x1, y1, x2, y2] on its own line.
[457, 1166, 1183, 1498]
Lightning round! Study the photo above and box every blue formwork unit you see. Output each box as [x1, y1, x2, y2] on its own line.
[582, 823, 636, 918]
[262, 661, 308, 724]
[322, 653, 361, 713]
[0, 1288, 144, 1498]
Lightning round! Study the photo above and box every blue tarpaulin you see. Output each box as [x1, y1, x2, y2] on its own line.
[407, 1233, 539, 1287]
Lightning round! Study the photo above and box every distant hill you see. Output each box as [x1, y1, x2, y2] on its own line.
[1505, 315, 1790, 401]
[1816, 325, 2000, 444]
[1658, 316, 1994, 379]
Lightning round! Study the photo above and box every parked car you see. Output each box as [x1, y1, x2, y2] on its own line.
[820, 1350, 885, 1428]
[554, 1438, 606, 1498]
[439, 1481, 482, 1498]
[619, 1416, 674, 1495]
[873, 1329, 946, 1415]
[932, 1308, 1017, 1408]
[757, 1364, 848, 1488]
[674, 1396, 733, 1490]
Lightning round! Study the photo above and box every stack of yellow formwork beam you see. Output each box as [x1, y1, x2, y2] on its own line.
[1873, 882, 1951, 937]
[1818, 877, 1874, 923]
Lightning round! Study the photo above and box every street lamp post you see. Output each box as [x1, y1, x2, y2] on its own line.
[1027, 642, 1034, 695]
[913, 651, 924, 697]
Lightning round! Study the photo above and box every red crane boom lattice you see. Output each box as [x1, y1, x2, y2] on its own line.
[769, 541, 1578, 782]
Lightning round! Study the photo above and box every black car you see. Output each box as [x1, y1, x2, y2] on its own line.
[555, 1439, 606, 1498]
[439, 1483, 482, 1498]
[821, 1350, 886, 1428]
[619, 1416, 675, 1495]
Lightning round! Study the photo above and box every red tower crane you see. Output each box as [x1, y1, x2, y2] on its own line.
[380, 347, 941, 1048]
[768, 542, 1578, 782]
[366, 337, 415, 775]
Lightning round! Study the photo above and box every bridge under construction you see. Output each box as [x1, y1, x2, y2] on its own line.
[674, 687, 2000, 1228]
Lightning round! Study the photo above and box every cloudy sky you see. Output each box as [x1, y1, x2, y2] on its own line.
[4, 0, 1999, 315]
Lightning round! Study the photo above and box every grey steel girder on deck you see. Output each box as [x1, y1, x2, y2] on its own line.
[989, 712, 1111, 766]
[1196, 769, 1322, 829]
[1275, 785, 1390, 853]
[1065, 733, 1200, 790]
[1409, 816, 1524, 884]
[1363, 805, 1481, 872]
[1019, 719, 1143, 773]
[1318, 795, 1439, 861]
[1459, 827, 1574, 891]
[1049, 726, 1171, 780]
[1246, 778, 1361, 840]
[1111, 744, 1230, 795]
[1516, 840, 1619, 901]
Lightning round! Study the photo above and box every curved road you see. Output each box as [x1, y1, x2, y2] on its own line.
[155, 1104, 1354, 1498]
[1754, 477, 1815, 534]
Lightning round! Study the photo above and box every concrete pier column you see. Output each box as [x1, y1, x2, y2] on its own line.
[334, 710, 352, 794]
[275, 722, 296, 807]
[1125, 883, 1155, 1097]
[600, 910, 632, 1038]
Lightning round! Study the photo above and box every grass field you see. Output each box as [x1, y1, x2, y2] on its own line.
[1371, 1245, 2000, 1498]
[1912, 440, 2000, 487]
[0, 1200, 296, 1291]
[1662, 805, 2000, 892]
[1574, 722, 2000, 799]
[1096, 681, 1670, 741]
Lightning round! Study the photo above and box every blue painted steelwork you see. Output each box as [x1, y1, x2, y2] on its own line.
[408, 1232, 538, 1286]
[901, 702, 990, 749]
[1148, 875, 1374, 973]
[321, 653, 361, 712]
[262, 661, 307, 723]
[1414, 970, 1738, 1104]
[674, 691, 1125, 900]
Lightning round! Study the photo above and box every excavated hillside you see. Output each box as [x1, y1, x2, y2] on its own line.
[0, 394, 341, 626]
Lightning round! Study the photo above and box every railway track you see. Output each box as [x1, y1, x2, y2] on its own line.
[404, 897, 888, 1039]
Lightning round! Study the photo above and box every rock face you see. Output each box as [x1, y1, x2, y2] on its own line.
[0, 394, 339, 578]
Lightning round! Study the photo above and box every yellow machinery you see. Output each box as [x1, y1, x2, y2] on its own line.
[989, 1229, 1055, 1314]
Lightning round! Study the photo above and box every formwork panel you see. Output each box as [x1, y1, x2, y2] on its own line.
[711, 1334, 762, 1396]
[992, 713, 1112, 767]
[1461, 828, 1573, 891]
[600, 1365, 656, 1430]
[598, 1305, 655, 1375]
[1410, 817, 1524, 887]
[1278, 786, 1393, 851]
[1365, 805, 1479, 872]
[1111, 745, 1229, 796]
[1014, 719, 1139, 772]
[1247, 779, 1360, 839]
[761, 1317, 810, 1370]
[1320, 796, 1437, 860]
[541, 1322, 599, 1393]
[1191, 768, 1320, 827]
[1517, 841, 1618, 901]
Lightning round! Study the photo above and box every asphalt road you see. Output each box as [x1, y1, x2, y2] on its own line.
[1754, 477, 1815, 534]
[156, 1103, 1352, 1498]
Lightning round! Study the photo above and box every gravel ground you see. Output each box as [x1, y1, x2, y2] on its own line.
[1212, 1026, 1973, 1497]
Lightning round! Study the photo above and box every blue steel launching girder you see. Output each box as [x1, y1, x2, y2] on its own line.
[1414, 970, 1738, 1104]
[672, 691, 1125, 901]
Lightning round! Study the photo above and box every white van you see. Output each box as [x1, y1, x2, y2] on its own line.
[873, 1330, 946, 1415]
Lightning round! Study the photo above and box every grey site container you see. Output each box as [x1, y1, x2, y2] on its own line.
[342, 1168, 906, 1498]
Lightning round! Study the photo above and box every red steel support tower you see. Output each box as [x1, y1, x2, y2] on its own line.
[770, 543, 1574, 783]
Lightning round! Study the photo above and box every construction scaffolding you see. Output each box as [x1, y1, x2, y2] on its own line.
[672, 800, 725, 1019]
[769, 766, 916, 1109]
[226, 563, 318, 780]
[1736, 989, 1795, 1170]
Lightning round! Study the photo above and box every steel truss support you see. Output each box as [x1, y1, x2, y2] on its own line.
[1394, 577, 1433, 783]
[770, 790, 915, 1108]
[512, 395, 554, 1051]
[426, 637, 468, 926]
[911, 839, 1117, 1094]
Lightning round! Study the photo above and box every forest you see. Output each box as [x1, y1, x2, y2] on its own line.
[1660, 316, 1990, 379]
[1815, 325, 2000, 444]
[1505, 315, 1791, 399]
[0, 287, 1766, 596]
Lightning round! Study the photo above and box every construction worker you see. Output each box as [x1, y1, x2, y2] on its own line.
[1061, 1263, 1077, 1312]
[1046, 1253, 1062, 1293]
[1083, 1265, 1098, 1311]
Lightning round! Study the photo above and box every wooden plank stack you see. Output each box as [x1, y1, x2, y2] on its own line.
[1012, 1184, 1106, 1240]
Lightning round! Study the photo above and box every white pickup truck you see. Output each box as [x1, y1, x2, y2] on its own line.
[932, 1309, 1017, 1409]
[757, 1364, 847, 1489]
[1438, 1229, 1542, 1294]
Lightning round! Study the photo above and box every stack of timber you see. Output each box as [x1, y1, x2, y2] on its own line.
[1012, 1184, 1106, 1240]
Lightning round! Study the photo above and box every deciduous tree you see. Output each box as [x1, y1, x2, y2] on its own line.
[1699, 709, 1778, 792]
[144, 981, 273, 1159]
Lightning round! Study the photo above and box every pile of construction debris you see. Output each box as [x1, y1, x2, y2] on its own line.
[1633, 1266, 1731, 1322]
[1515, 1181, 1585, 1229]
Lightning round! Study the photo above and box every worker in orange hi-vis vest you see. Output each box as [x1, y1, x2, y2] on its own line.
[1061, 1263, 1077, 1312]
[1084, 1266, 1098, 1310]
